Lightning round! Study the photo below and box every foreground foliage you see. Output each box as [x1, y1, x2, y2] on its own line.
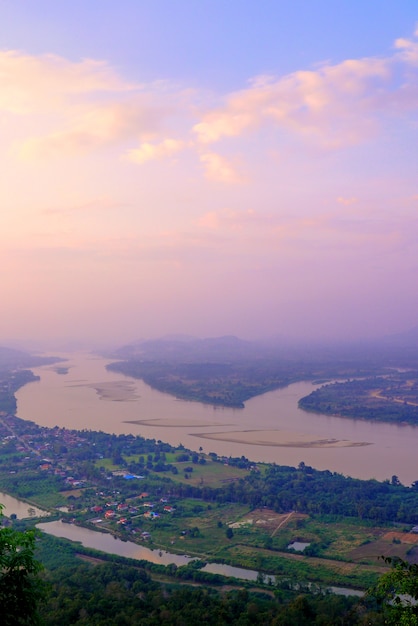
[370, 557, 418, 625]
[38, 557, 372, 625]
[0, 517, 44, 625]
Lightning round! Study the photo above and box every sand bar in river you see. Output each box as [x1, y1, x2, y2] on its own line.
[69, 381, 140, 402]
[189, 429, 371, 448]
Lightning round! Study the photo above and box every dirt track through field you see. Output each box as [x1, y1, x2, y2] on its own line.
[271, 511, 295, 537]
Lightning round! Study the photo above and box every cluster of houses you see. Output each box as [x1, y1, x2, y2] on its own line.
[0, 416, 179, 546]
[87, 494, 176, 539]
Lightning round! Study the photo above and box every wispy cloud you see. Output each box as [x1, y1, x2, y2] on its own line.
[17, 98, 171, 159]
[0, 51, 134, 114]
[199, 152, 244, 183]
[127, 138, 185, 164]
[3, 28, 418, 177]
[0, 51, 180, 160]
[193, 31, 418, 150]
[337, 197, 358, 206]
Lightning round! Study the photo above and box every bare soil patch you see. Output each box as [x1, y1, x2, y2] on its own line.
[349, 534, 418, 564]
[60, 489, 86, 499]
[383, 531, 418, 544]
[231, 509, 307, 532]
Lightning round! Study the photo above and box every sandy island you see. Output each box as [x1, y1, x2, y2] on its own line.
[189, 430, 372, 448]
[65, 382, 372, 448]
[120, 417, 371, 447]
[124, 419, 233, 428]
[70, 381, 140, 402]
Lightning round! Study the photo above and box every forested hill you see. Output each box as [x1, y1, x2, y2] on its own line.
[0, 345, 62, 370]
[106, 336, 417, 408]
[0, 347, 63, 414]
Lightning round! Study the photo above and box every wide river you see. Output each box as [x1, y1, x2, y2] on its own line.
[15, 353, 418, 485]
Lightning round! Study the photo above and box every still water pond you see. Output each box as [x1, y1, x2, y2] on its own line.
[15, 353, 418, 484]
[287, 541, 311, 552]
[0, 492, 49, 519]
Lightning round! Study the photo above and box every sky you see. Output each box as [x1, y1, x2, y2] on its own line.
[1, 1, 418, 347]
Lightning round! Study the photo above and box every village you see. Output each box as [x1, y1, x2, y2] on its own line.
[0, 409, 252, 549]
[4, 406, 418, 594]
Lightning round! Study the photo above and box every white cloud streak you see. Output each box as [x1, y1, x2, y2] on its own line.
[2, 29, 418, 172]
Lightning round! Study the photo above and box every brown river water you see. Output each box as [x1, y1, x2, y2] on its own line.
[15, 353, 418, 485]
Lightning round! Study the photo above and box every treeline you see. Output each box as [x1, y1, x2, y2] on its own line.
[242, 464, 418, 522]
[161, 463, 418, 524]
[0, 469, 65, 501]
[107, 359, 292, 407]
[107, 357, 392, 408]
[40, 561, 371, 625]
[0, 369, 40, 414]
[299, 374, 418, 424]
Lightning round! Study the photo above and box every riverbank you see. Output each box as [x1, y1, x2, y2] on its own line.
[36, 520, 367, 596]
[14, 353, 418, 483]
[0, 491, 50, 519]
[1, 412, 406, 592]
[0, 489, 373, 597]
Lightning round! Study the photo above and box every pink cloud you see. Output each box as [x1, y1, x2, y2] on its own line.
[127, 138, 185, 164]
[337, 197, 358, 206]
[0, 51, 134, 115]
[0, 50, 183, 160]
[199, 152, 244, 183]
[18, 98, 171, 159]
[394, 34, 418, 64]
[193, 32, 418, 150]
[5, 29, 418, 172]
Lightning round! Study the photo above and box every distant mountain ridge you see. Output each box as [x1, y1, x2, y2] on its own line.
[0, 345, 62, 369]
[380, 325, 418, 347]
[112, 335, 256, 362]
[112, 326, 418, 366]
[0, 346, 31, 368]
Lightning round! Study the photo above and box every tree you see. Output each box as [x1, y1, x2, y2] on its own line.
[0, 509, 44, 625]
[226, 527, 234, 539]
[369, 557, 418, 625]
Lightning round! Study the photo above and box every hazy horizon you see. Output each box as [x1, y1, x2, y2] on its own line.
[2, 2, 418, 347]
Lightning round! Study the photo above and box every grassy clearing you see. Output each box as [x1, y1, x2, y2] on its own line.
[170, 459, 250, 487]
[96, 455, 250, 488]
[263, 515, 408, 563]
[139, 501, 252, 557]
[96, 458, 120, 471]
[128, 506, 400, 589]
[219, 544, 385, 589]
[21, 491, 67, 510]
